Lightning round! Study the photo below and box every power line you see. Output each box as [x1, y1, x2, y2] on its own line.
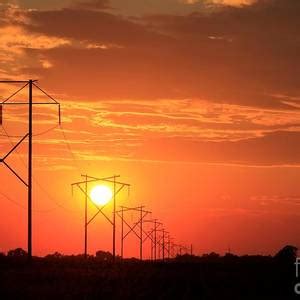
[0, 189, 56, 214]
[0, 123, 59, 138]
[58, 123, 82, 175]
[34, 177, 81, 214]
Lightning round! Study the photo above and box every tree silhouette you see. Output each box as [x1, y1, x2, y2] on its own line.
[7, 248, 27, 257]
[274, 245, 297, 263]
[95, 250, 113, 261]
[45, 252, 64, 259]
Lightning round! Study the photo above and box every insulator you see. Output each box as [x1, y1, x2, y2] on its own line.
[0, 104, 2, 125]
[58, 104, 61, 125]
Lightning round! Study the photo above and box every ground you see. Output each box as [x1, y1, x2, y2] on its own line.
[0, 255, 296, 299]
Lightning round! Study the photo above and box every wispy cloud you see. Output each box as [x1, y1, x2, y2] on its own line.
[1, 0, 300, 168]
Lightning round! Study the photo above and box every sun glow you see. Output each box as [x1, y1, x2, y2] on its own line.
[90, 185, 113, 206]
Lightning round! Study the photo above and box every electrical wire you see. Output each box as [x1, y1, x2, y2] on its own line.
[58, 123, 83, 175]
[0, 190, 57, 213]
[0, 123, 59, 138]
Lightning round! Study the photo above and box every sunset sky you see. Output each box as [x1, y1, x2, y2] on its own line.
[0, 0, 300, 257]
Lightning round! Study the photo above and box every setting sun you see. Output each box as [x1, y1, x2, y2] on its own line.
[90, 185, 113, 206]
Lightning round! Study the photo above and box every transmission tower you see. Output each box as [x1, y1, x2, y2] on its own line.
[116, 205, 151, 260]
[142, 219, 161, 260]
[71, 174, 130, 260]
[0, 80, 61, 260]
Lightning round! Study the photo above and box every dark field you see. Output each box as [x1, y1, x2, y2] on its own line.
[0, 255, 296, 299]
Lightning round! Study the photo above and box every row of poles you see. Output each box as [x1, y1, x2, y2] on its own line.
[72, 174, 192, 261]
[0, 80, 192, 261]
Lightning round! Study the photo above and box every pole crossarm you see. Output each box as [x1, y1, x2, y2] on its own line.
[81, 175, 121, 182]
[1, 80, 61, 126]
[1, 102, 60, 105]
[78, 174, 130, 187]
[116, 206, 144, 213]
[1, 81, 57, 105]
[71, 175, 130, 188]
[0, 80, 37, 83]
[83, 174, 120, 181]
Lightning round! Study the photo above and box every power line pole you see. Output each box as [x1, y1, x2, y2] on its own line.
[28, 79, 33, 260]
[167, 235, 170, 259]
[162, 229, 165, 261]
[140, 206, 143, 260]
[84, 175, 88, 258]
[152, 219, 162, 260]
[113, 175, 117, 261]
[154, 220, 157, 260]
[0, 80, 60, 261]
[116, 206, 150, 260]
[150, 230, 154, 260]
[121, 206, 124, 258]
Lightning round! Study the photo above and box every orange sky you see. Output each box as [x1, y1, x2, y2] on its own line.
[0, 0, 300, 257]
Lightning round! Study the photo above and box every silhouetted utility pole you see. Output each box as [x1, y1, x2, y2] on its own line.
[140, 206, 143, 260]
[72, 175, 130, 260]
[150, 230, 154, 260]
[170, 242, 176, 258]
[153, 220, 162, 260]
[155, 228, 167, 261]
[113, 176, 116, 259]
[141, 219, 161, 261]
[167, 235, 172, 259]
[178, 244, 189, 256]
[84, 175, 88, 258]
[116, 206, 151, 260]
[162, 230, 166, 260]
[28, 80, 33, 260]
[154, 220, 157, 260]
[120, 206, 124, 258]
[0, 80, 60, 261]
